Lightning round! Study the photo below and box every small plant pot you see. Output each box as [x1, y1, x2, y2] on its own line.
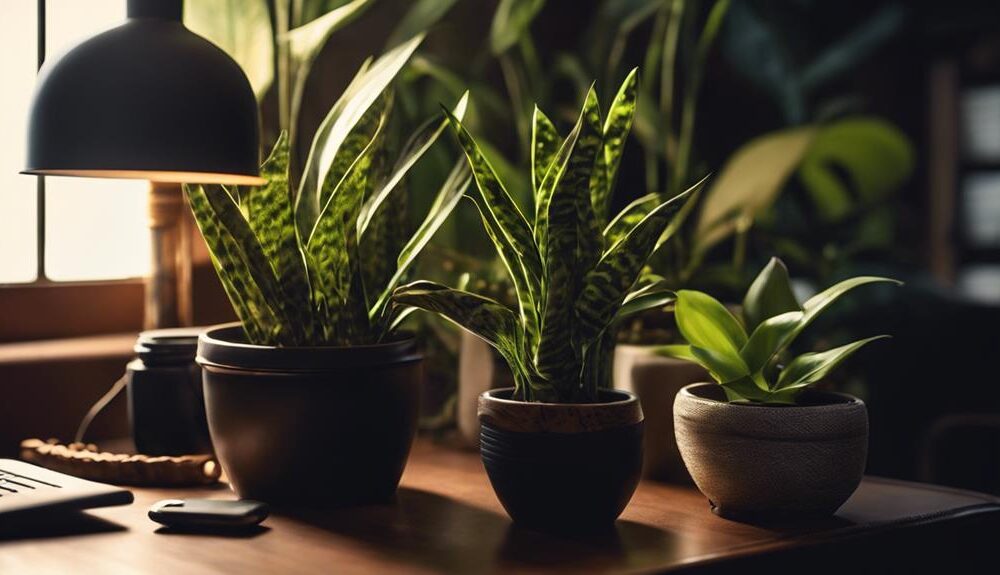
[613, 344, 709, 483]
[197, 323, 422, 507]
[674, 383, 868, 521]
[478, 388, 643, 532]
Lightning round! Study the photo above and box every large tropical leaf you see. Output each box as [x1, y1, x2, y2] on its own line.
[184, 0, 274, 98]
[694, 127, 815, 254]
[776, 336, 889, 390]
[295, 34, 424, 241]
[741, 256, 800, 332]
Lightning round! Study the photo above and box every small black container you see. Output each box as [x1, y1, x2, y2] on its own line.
[197, 323, 423, 507]
[127, 328, 213, 455]
[478, 388, 644, 532]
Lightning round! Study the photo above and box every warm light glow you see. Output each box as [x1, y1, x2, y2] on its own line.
[23, 170, 267, 186]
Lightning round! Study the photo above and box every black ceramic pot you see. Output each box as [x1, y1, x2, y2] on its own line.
[478, 388, 643, 532]
[197, 323, 422, 507]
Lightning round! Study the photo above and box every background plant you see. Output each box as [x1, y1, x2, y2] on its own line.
[395, 70, 705, 402]
[186, 36, 472, 346]
[656, 257, 899, 403]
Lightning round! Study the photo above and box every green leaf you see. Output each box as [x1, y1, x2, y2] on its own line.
[575, 185, 699, 345]
[720, 376, 775, 403]
[357, 91, 469, 238]
[741, 257, 801, 332]
[674, 290, 747, 360]
[385, 0, 461, 49]
[244, 132, 315, 341]
[776, 336, 890, 390]
[184, 0, 274, 98]
[369, 160, 472, 326]
[603, 193, 659, 245]
[531, 106, 561, 198]
[284, 0, 373, 67]
[614, 282, 675, 324]
[802, 276, 901, 325]
[739, 310, 804, 376]
[691, 345, 749, 383]
[490, 0, 545, 54]
[296, 34, 424, 241]
[594, 67, 638, 223]
[653, 344, 697, 363]
[798, 117, 914, 223]
[694, 127, 815, 254]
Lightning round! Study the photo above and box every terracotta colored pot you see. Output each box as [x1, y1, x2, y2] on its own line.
[613, 345, 709, 483]
[674, 383, 868, 520]
[197, 324, 422, 507]
[478, 388, 643, 532]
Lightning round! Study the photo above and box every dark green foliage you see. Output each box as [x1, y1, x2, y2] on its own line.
[394, 69, 699, 403]
[186, 37, 472, 346]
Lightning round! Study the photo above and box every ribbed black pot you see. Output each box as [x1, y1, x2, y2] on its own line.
[197, 323, 422, 508]
[478, 388, 643, 532]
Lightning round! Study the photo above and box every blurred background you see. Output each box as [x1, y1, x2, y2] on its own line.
[1, 0, 999, 493]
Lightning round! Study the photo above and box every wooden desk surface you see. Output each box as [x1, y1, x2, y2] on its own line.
[2, 438, 999, 574]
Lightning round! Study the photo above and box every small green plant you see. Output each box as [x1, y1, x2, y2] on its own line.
[394, 69, 705, 403]
[186, 35, 473, 346]
[657, 257, 899, 403]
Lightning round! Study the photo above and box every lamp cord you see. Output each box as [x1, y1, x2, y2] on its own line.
[74, 374, 129, 444]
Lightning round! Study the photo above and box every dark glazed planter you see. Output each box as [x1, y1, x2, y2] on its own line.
[478, 388, 643, 532]
[674, 383, 868, 521]
[197, 323, 422, 507]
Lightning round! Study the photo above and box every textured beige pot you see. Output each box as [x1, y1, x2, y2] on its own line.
[674, 383, 868, 520]
[456, 330, 514, 447]
[613, 345, 709, 483]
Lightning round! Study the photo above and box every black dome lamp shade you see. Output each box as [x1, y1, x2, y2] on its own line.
[23, 0, 263, 185]
[22, 0, 264, 328]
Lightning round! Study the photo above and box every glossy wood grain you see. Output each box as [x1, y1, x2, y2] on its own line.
[1, 438, 998, 574]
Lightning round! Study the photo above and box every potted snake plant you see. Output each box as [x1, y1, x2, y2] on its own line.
[661, 257, 899, 520]
[186, 35, 473, 507]
[394, 69, 703, 531]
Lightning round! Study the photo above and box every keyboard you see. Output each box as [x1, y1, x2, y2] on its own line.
[0, 459, 133, 518]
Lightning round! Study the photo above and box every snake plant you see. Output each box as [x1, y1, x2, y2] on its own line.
[657, 257, 899, 403]
[394, 69, 705, 403]
[186, 35, 472, 346]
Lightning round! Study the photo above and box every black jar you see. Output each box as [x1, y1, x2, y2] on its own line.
[127, 328, 213, 455]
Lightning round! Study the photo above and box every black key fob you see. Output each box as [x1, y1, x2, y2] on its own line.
[149, 499, 269, 529]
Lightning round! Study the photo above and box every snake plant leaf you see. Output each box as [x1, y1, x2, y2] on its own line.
[742, 257, 801, 332]
[776, 335, 890, 390]
[614, 283, 676, 324]
[654, 344, 697, 363]
[184, 0, 274, 99]
[674, 290, 747, 362]
[296, 34, 424, 240]
[593, 67, 638, 222]
[534, 114, 581, 257]
[690, 345, 750, 384]
[369, 160, 472, 326]
[358, 91, 470, 239]
[490, 0, 546, 55]
[385, 0, 461, 49]
[531, 106, 560, 197]
[445, 109, 543, 293]
[575, 186, 697, 345]
[284, 0, 373, 68]
[243, 132, 316, 339]
[186, 184, 275, 343]
[603, 193, 659, 245]
[536, 87, 604, 385]
[321, 92, 391, 214]
[739, 310, 804, 375]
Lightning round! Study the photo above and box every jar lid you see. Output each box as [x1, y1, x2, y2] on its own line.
[135, 327, 204, 365]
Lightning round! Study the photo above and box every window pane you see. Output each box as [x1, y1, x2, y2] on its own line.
[0, 1, 38, 283]
[44, 0, 150, 281]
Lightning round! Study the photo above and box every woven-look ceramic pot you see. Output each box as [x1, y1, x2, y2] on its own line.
[674, 383, 867, 520]
[197, 323, 422, 508]
[478, 388, 643, 532]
